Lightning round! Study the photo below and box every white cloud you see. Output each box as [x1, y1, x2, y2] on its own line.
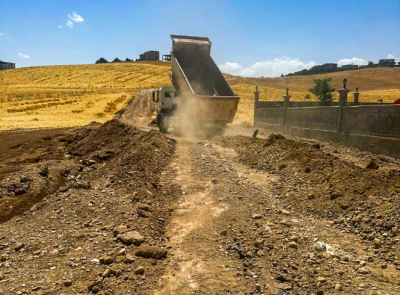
[387, 54, 400, 62]
[58, 25, 63, 29]
[337, 57, 367, 66]
[219, 56, 316, 77]
[68, 11, 84, 23]
[0, 32, 3, 36]
[66, 20, 73, 28]
[18, 53, 30, 58]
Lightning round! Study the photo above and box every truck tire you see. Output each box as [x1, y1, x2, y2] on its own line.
[159, 114, 168, 134]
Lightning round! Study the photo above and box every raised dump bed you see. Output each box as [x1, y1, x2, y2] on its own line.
[170, 35, 240, 125]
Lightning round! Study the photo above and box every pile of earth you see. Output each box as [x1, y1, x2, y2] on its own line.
[0, 119, 179, 294]
[215, 134, 400, 268]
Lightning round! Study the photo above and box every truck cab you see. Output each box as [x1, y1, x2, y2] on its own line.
[152, 86, 178, 133]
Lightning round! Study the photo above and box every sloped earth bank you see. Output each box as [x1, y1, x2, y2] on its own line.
[0, 120, 178, 294]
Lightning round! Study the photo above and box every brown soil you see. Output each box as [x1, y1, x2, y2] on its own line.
[1, 90, 399, 295]
[0, 119, 178, 294]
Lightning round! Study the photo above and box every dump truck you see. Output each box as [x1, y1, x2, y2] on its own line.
[152, 35, 240, 136]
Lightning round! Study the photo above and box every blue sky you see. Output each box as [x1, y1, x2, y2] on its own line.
[0, 0, 399, 77]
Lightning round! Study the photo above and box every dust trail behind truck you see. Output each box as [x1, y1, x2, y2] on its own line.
[153, 35, 240, 136]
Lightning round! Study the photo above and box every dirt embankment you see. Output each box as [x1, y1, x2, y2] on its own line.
[0, 120, 178, 294]
[215, 134, 400, 266]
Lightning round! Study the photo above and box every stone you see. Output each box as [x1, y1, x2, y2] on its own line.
[117, 248, 126, 256]
[316, 277, 326, 283]
[15, 243, 25, 251]
[113, 225, 128, 237]
[117, 231, 144, 245]
[307, 194, 315, 200]
[63, 279, 72, 287]
[102, 269, 111, 278]
[335, 284, 342, 291]
[110, 267, 122, 277]
[138, 204, 151, 211]
[314, 244, 326, 252]
[15, 188, 26, 195]
[288, 242, 298, 249]
[366, 159, 380, 170]
[135, 266, 145, 275]
[330, 191, 342, 200]
[255, 284, 261, 292]
[91, 285, 101, 293]
[126, 254, 135, 263]
[278, 164, 287, 170]
[220, 229, 228, 236]
[358, 267, 370, 274]
[115, 256, 125, 263]
[252, 214, 263, 219]
[374, 238, 381, 248]
[135, 245, 167, 259]
[99, 256, 113, 265]
[277, 283, 292, 290]
[75, 181, 91, 189]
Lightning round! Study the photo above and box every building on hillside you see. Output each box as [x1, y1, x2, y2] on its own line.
[378, 59, 396, 67]
[340, 64, 358, 71]
[138, 51, 159, 61]
[359, 65, 369, 69]
[0, 61, 16, 70]
[162, 54, 171, 62]
[321, 63, 338, 71]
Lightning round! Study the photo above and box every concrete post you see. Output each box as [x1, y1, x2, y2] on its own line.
[254, 86, 260, 126]
[353, 87, 360, 105]
[337, 88, 351, 132]
[282, 93, 291, 126]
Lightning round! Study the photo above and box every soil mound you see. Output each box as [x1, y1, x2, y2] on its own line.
[0, 120, 178, 294]
[216, 134, 400, 265]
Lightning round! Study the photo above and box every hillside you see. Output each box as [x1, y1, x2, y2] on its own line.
[1, 63, 399, 129]
[226, 67, 400, 92]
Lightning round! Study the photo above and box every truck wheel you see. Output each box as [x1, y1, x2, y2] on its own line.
[159, 114, 168, 134]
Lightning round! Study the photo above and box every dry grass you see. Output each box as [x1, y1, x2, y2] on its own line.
[1, 62, 399, 129]
[226, 67, 400, 92]
[0, 62, 171, 130]
[0, 88, 134, 130]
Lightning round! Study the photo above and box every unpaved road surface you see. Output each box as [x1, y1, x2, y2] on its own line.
[0, 91, 399, 294]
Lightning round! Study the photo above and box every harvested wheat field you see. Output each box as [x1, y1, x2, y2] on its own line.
[0, 62, 171, 130]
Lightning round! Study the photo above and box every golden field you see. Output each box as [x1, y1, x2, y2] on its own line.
[0, 62, 171, 130]
[1, 62, 399, 129]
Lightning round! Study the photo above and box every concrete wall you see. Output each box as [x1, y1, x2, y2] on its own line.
[256, 123, 400, 159]
[255, 102, 400, 158]
[342, 105, 400, 138]
[286, 106, 338, 131]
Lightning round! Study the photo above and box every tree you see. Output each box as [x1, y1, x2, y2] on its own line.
[95, 57, 108, 64]
[304, 94, 311, 100]
[308, 77, 335, 106]
[125, 57, 133, 62]
[368, 61, 374, 67]
[112, 58, 122, 62]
